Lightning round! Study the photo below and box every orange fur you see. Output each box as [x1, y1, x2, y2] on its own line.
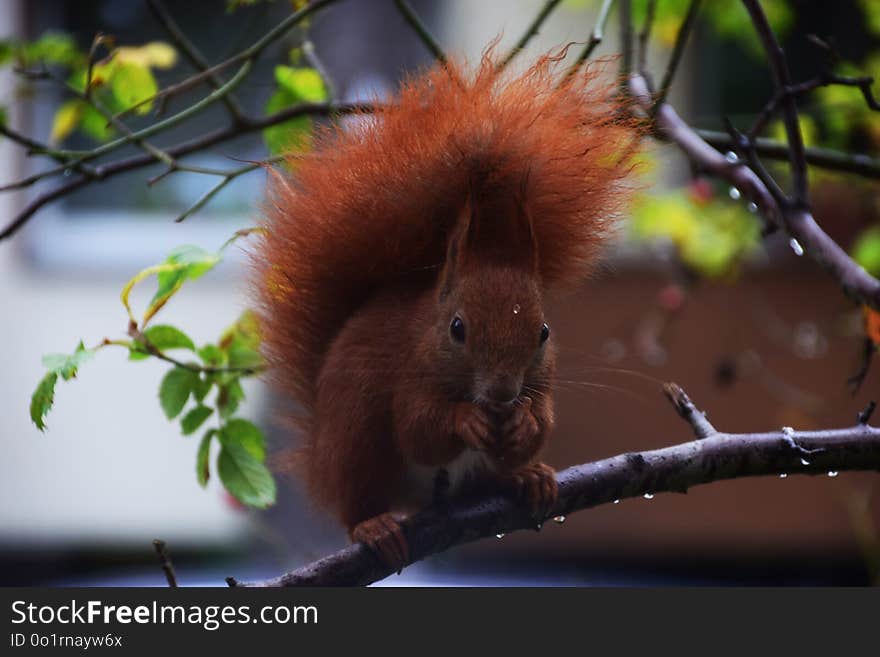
[252, 49, 641, 545]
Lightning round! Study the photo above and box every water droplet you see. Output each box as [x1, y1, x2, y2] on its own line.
[782, 426, 795, 437]
[827, 470, 838, 478]
[747, 201, 758, 213]
[613, 499, 620, 504]
[495, 533, 505, 539]
[512, 304, 521, 315]
[800, 458, 810, 466]
[729, 187, 742, 200]
[643, 492, 654, 500]
[725, 151, 739, 164]
[779, 473, 788, 478]
[789, 238, 804, 256]
[63, 168, 72, 177]
[553, 515, 566, 524]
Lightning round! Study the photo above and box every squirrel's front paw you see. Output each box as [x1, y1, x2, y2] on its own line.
[453, 402, 494, 452]
[494, 397, 542, 468]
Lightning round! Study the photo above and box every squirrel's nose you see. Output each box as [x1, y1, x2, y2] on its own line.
[486, 377, 520, 404]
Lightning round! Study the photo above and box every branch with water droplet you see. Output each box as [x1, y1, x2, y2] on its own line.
[228, 385, 880, 587]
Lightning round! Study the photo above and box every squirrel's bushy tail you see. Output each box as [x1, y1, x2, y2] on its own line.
[254, 49, 642, 424]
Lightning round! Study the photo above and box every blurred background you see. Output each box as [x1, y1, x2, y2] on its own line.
[1, 0, 879, 586]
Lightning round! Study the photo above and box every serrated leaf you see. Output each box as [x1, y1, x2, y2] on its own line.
[159, 367, 198, 419]
[217, 378, 245, 419]
[50, 99, 84, 144]
[197, 428, 216, 487]
[30, 372, 58, 431]
[111, 61, 157, 115]
[144, 324, 195, 352]
[219, 418, 265, 461]
[181, 404, 213, 435]
[42, 341, 93, 380]
[217, 442, 276, 508]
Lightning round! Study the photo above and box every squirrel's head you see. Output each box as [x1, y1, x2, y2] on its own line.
[433, 196, 554, 405]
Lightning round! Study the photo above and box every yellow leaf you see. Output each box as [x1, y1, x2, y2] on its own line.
[50, 100, 84, 144]
[141, 41, 177, 69]
[114, 41, 177, 69]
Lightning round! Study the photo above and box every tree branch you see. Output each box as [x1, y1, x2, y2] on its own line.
[229, 384, 880, 587]
[630, 73, 880, 309]
[0, 100, 368, 240]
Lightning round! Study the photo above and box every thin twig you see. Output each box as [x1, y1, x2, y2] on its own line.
[742, 0, 808, 205]
[145, 0, 246, 121]
[662, 382, 716, 439]
[619, 0, 633, 79]
[652, 0, 702, 114]
[637, 0, 657, 76]
[152, 539, 178, 587]
[499, 0, 564, 70]
[564, 0, 616, 80]
[696, 130, 880, 179]
[393, 0, 447, 65]
[0, 100, 368, 240]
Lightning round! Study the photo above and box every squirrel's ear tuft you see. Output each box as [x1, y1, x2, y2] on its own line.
[437, 197, 475, 299]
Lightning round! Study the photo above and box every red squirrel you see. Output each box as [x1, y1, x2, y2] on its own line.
[254, 50, 640, 569]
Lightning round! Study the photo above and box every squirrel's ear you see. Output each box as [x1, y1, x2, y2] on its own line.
[437, 198, 475, 299]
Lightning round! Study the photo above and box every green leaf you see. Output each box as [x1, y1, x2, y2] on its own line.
[128, 342, 150, 361]
[852, 226, 880, 277]
[144, 324, 195, 352]
[217, 378, 245, 419]
[220, 310, 264, 370]
[197, 428, 216, 487]
[192, 375, 212, 402]
[263, 88, 313, 156]
[150, 245, 220, 311]
[274, 66, 327, 103]
[78, 104, 115, 142]
[30, 372, 58, 431]
[159, 367, 198, 419]
[181, 404, 213, 435]
[22, 32, 84, 68]
[42, 341, 94, 380]
[111, 61, 158, 115]
[219, 418, 266, 461]
[197, 344, 225, 367]
[217, 442, 276, 508]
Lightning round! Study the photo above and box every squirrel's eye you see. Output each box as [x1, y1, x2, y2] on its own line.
[450, 316, 466, 343]
[540, 323, 550, 344]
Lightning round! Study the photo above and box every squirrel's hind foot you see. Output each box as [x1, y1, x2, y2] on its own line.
[505, 462, 558, 518]
[350, 513, 409, 574]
